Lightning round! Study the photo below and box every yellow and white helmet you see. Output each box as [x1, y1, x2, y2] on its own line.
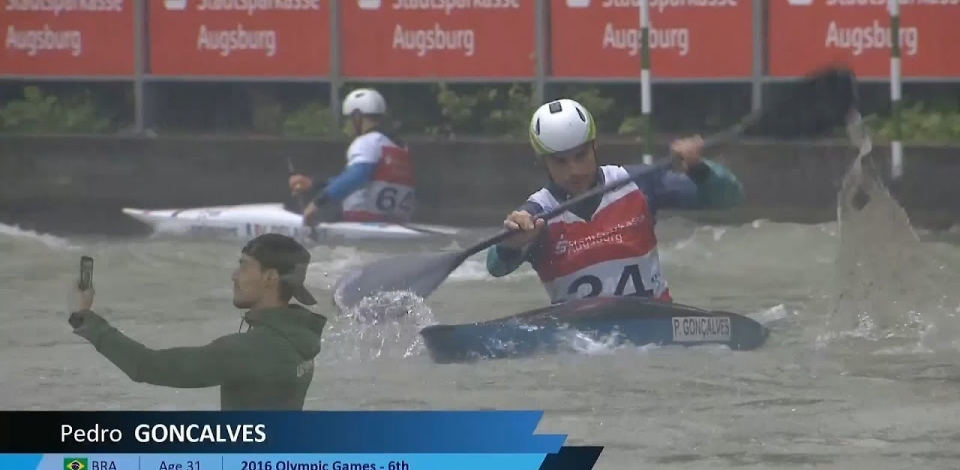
[528, 99, 597, 156]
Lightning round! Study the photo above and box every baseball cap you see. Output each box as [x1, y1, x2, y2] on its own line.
[241, 234, 317, 306]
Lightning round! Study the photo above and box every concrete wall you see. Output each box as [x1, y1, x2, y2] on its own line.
[1, 135, 958, 236]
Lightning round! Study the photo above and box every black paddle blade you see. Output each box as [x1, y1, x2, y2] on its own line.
[741, 66, 859, 139]
[332, 251, 466, 312]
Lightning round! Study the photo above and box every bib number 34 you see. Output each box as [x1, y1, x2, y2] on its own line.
[567, 264, 656, 298]
[375, 187, 414, 214]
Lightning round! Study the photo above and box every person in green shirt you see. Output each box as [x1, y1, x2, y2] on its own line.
[68, 234, 328, 410]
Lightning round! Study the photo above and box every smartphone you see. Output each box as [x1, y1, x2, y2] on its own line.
[78, 256, 94, 290]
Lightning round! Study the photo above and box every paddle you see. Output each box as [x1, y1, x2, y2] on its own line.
[332, 66, 862, 312]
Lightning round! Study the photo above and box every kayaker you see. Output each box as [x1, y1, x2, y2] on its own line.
[486, 98, 744, 304]
[288, 88, 416, 226]
[67, 234, 328, 410]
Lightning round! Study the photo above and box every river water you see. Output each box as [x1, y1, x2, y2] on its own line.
[4, 158, 960, 469]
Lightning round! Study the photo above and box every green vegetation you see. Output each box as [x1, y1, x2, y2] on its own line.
[281, 101, 350, 138]
[865, 102, 960, 143]
[280, 83, 651, 140]
[1, 83, 958, 143]
[0, 86, 112, 134]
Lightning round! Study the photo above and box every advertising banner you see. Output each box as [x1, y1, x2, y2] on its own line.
[148, 0, 329, 77]
[549, 0, 754, 79]
[1, 0, 135, 76]
[340, 0, 537, 78]
[768, 0, 960, 78]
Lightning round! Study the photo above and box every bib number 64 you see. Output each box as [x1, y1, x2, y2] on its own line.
[567, 264, 655, 298]
[376, 187, 413, 214]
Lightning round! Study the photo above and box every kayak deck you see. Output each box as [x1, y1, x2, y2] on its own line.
[121, 205, 461, 242]
[419, 297, 771, 364]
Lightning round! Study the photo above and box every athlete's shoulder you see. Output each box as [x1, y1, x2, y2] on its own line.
[346, 131, 387, 163]
[376, 130, 407, 150]
[600, 164, 630, 179]
[347, 131, 383, 150]
[527, 187, 555, 211]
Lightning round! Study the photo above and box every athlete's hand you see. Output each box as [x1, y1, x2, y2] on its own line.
[500, 210, 546, 248]
[302, 202, 320, 226]
[289, 174, 313, 196]
[670, 135, 704, 170]
[70, 310, 110, 344]
[78, 286, 95, 311]
[67, 281, 95, 316]
[67, 282, 95, 329]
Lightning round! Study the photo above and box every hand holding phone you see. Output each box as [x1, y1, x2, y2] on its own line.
[77, 256, 94, 291]
[69, 256, 95, 328]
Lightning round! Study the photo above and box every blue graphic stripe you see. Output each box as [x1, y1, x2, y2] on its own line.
[18, 454, 549, 470]
[1, 454, 43, 470]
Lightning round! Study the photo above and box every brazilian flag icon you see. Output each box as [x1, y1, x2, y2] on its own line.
[64, 458, 87, 470]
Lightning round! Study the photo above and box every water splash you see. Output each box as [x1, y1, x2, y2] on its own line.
[0, 223, 77, 251]
[824, 140, 960, 353]
[559, 327, 631, 355]
[752, 304, 794, 327]
[342, 290, 436, 326]
[320, 290, 437, 362]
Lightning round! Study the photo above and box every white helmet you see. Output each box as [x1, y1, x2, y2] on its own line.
[342, 88, 387, 116]
[528, 98, 596, 156]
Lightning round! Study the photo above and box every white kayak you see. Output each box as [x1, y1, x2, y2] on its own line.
[122, 203, 462, 244]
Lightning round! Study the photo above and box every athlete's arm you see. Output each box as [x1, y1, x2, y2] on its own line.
[486, 201, 543, 277]
[627, 159, 744, 213]
[72, 310, 279, 388]
[312, 137, 379, 205]
[486, 245, 533, 277]
[315, 162, 376, 203]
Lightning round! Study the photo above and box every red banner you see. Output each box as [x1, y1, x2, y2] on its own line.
[549, 0, 753, 79]
[0, 0, 134, 76]
[148, 0, 329, 77]
[768, 0, 960, 78]
[340, 0, 536, 78]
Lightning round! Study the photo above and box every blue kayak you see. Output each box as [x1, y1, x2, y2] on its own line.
[419, 296, 770, 364]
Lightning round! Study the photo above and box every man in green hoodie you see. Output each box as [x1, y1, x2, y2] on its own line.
[68, 234, 328, 410]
